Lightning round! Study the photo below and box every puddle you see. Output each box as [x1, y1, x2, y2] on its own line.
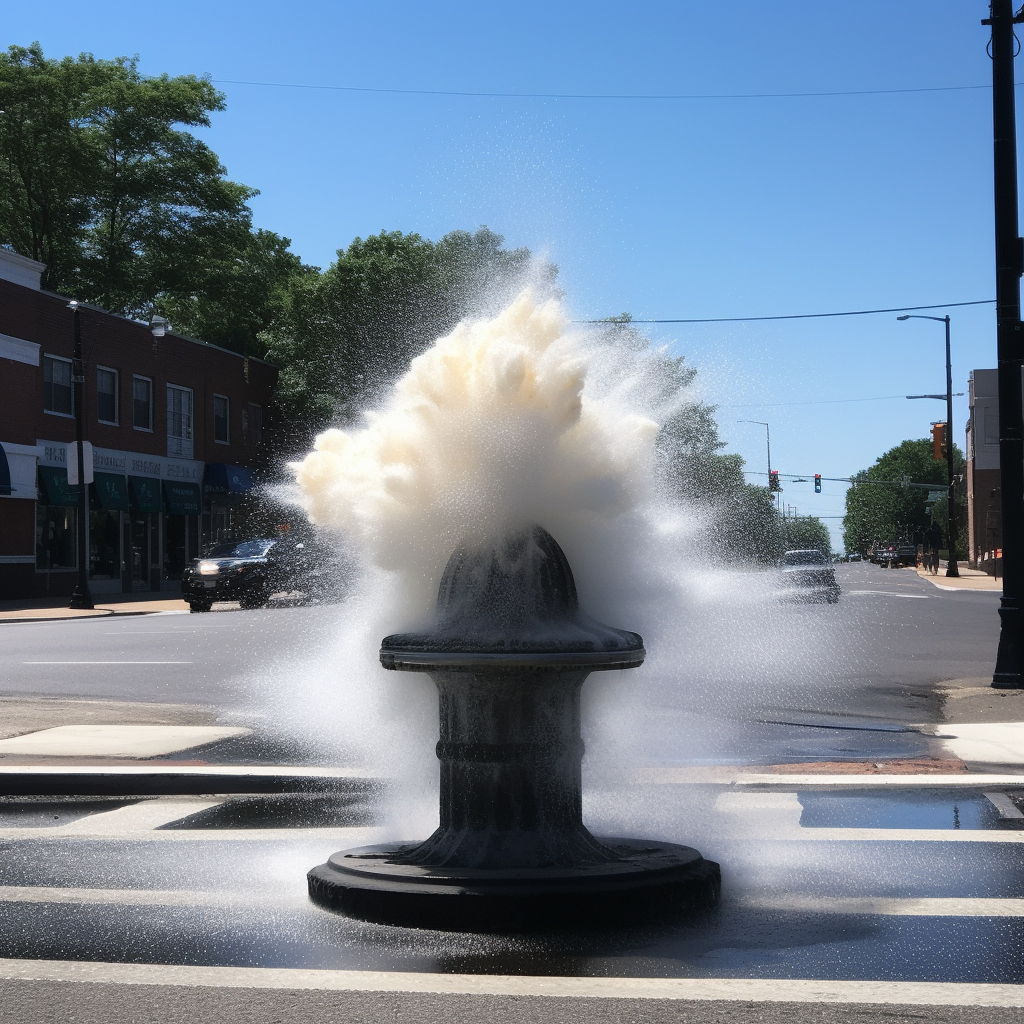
[798, 790, 1021, 830]
[157, 792, 379, 830]
[0, 796, 142, 828]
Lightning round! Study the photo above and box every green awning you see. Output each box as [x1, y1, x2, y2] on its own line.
[128, 475, 164, 513]
[37, 466, 80, 507]
[90, 472, 129, 511]
[162, 480, 201, 515]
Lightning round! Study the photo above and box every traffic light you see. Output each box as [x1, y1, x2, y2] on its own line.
[814, 473, 821, 493]
[769, 470, 780, 492]
[931, 422, 946, 460]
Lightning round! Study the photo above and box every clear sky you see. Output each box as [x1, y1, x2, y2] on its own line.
[4, 2, 1008, 547]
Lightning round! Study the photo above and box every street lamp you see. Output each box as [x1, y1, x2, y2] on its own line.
[738, 419, 777, 507]
[897, 313, 960, 578]
[67, 300, 93, 610]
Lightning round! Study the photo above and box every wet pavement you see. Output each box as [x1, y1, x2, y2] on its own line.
[0, 784, 1021, 982]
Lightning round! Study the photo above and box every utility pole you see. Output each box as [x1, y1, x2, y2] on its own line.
[985, 0, 1024, 688]
[68, 301, 93, 610]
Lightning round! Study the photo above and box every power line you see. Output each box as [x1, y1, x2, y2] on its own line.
[582, 299, 994, 326]
[210, 79, 1023, 102]
[723, 394, 916, 408]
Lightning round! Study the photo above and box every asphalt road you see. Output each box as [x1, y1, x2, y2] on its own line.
[0, 563, 1005, 767]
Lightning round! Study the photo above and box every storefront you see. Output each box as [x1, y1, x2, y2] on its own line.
[203, 463, 255, 546]
[34, 441, 204, 594]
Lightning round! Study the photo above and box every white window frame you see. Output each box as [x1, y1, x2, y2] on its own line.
[43, 354, 75, 418]
[213, 393, 230, 445]
[166, 384, 194, 460]
[96, 365, 119, 425]
[133, 375, 153, 432]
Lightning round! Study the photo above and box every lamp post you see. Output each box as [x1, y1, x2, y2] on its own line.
[897, 313, 960, 577]
[984, 0, 1024, 689]
[738, 419, 777, 508]
[67, 300, 93, 610]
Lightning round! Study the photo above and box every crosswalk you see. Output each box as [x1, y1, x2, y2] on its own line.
[0, 777, 1021, 1000]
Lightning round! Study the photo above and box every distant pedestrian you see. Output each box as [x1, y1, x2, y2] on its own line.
[924, 525, 941, 574]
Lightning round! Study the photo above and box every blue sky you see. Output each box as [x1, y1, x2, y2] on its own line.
[4, 2, 1007, 546]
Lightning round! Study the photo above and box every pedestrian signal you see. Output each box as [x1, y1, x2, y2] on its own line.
[814, 473, 821, 493]
[769, 470, 780, 492]
[931, 422, 946, 460]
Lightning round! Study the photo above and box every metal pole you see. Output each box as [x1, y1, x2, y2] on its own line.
[944, 316, 960, 577]
[68, 302, 93, 610]
[987, 0, 1024, 687]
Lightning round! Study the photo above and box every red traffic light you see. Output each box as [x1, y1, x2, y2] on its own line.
[814, 474, 822, 493]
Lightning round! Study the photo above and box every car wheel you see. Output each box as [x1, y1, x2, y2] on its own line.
[189, 601, 212, 613]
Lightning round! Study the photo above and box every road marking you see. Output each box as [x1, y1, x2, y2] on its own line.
[0, 825, 386, 842]
[55, 798, 225, 834]
[985, 791, 1024, 819]
[741, 895, 1024, 916]
[0, 725, 250, 758]
[21, 661, 193, 665]
[0, 888, 1018, 919]
[0, 886, 297, 907]
[0, 959, 1021, 1005]
[845, 590, 928, 599]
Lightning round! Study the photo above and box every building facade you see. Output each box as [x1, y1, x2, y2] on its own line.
[0, 248, 278, 600]
[965, 368, 1003, 573]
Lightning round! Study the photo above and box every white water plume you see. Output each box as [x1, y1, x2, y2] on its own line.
[270, 285, 863, 840]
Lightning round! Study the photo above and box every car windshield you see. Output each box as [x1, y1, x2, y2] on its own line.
[781, 550, 826, 566]
[204, 540, 275, 558]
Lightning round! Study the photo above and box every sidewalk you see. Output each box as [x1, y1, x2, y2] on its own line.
[0, 591, 187, 623]
[915, 563, 1002, 592]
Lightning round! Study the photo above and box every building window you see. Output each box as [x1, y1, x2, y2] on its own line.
[36, 505, 77, 570]
[167, 384, 193, 459]
[43, 355, 74, 416]
[96, 367, 118, 424]
[133, 376, 153, 431]
[247, 403, 263, 451]
[213, 394, 230, 444]
[984, 407, 1000, 446]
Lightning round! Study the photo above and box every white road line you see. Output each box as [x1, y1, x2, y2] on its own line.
[21, 661, 193, 665]
[1, 888, 1019, 919]
[0, 886, 297, 907]
[740, 895, 1024, 916]
[845, 590, 929, 599]
[0, 959, 1021, 1006]
[54, 798, 225, 834]
[0, 826, 386, 842]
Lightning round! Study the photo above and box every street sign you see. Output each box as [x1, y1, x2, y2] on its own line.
[66, 442, 94, 485]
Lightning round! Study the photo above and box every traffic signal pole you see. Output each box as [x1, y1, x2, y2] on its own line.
[986, 0, 1024, 688]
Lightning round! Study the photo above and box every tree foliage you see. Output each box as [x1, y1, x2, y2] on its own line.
[780, 515, 831, 557]
[843, 438, 965, 556]
[0, 42, 303, 346]
[263, 227, 543, 448]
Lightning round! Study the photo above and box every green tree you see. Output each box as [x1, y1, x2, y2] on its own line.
[158, 228, 315, 354]
[0, 42, 285, 332]
[843, 438, 965, 556]
[263, 227, 540, 448]
[780, 514, 831, 557]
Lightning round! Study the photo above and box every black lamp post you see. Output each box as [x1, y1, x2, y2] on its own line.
[67, 300, 93, 610]
[897, 313, 960, 577]
[984, 0, 1024, 688]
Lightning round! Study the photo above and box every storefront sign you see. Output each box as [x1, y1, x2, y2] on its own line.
[38, 440, 202, 482]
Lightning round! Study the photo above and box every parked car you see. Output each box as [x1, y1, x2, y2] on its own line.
[181, 537, 347, 612]
[778, 548, 841, 603]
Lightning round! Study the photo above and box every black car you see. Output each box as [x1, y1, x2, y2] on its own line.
[181, 537, 345, 612]
[778, 548, 841, 603]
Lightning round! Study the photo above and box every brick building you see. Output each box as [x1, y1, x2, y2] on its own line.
[0, 248, 278, 600]
[965, 368, 1003, 574]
